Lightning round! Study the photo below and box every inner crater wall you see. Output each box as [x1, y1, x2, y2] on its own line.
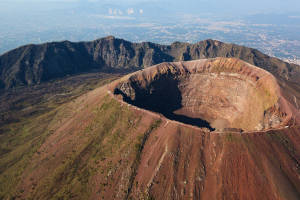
[113, 58, 292, 132]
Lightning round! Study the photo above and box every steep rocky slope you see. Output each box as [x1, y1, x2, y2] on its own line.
[1, 36, 300, 89]
[1, 58, 299, 200]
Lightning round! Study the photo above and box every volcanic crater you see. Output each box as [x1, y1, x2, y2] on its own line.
[113, 58, 294, 132]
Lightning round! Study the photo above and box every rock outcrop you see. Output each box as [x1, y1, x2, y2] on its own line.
[0, 36, 299, 89]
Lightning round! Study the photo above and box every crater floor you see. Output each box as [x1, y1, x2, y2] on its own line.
[114, 58, 294, 132]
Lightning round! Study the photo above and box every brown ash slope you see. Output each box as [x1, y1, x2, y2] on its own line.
[8, 58, 300, 200]
[0, 36, 300, 89]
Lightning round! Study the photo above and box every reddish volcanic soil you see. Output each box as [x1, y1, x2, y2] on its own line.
[15, 58, 300, 200]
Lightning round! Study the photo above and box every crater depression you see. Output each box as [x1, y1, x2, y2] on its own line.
[113, 58, 294, 132]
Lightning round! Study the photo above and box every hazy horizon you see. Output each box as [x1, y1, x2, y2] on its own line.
[1, 0, 300, 60]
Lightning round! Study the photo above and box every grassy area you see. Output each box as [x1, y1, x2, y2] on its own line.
[0, 106, 58, 198]
[11, 94, 162, 199]
[0, 73, 122, 199]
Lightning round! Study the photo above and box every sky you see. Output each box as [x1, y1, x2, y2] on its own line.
[1, 0, 300, 14]
[1, 0, 300, 24]
[0, 0, 299, 25]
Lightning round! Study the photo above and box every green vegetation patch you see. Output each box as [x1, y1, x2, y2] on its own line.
[0, 108, 57, 199]
[0, 73, 121, 199]
[22, 95, 161, 200]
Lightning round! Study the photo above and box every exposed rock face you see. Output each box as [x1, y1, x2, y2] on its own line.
[0, 36, 300, 89]
[114, 58, 297, 132]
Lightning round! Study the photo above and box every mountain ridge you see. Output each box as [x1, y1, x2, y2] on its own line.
[1, 36, 300, 89]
